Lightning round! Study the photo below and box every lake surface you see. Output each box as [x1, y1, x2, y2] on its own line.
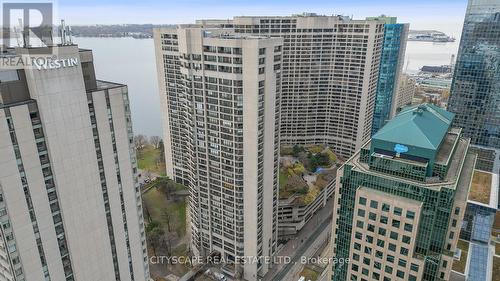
[74, 37, 461, 137]
[74, 37, 162, 137]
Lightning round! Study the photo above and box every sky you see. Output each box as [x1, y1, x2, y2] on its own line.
[53, 0, 469, 36]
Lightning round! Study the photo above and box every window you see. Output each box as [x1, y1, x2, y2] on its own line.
[385, 266, 393, 274]
[387, 255, 394, 263]
[382, 203, 390, 212]
[410, 263, 419, 272]
[394, 207, 402, 216]
[374, 261, 382, 269]
[388, 243, 396, 252]
[356, 221, 364, 228]
[352, 264, 359, 272]
[358, 209, 366, 217]
[390, 231, 398, 240]
[354, 243, 361, 250]
[406, 211, 415, 219]
[363, 257, 370, 266]
[376, 239, 385, 248]
[353, 253, 360, 261]
[404, 223, 413, 232]
[378, 228, 386, 236]
[398, 259, 407, 267]
[409, 275, 417, 281]
[392, 220, 400, 228]
[375, 250, 383, 259]
[380, 215, 388, 224]
[366, 235, 373, 244]
[400, 247, 409, 256]
[370, 200, 379, 209]
[369, 212, 377, 221]
[396, 270, 405, 278]
[359, 197, 367, 205]
[259, 48, 266, 55]
[362, 268, 369, 276]
[402, 235, 411, 244]
[372, 272, 380, 280]
[368, 224, 375, 232]
[364, 246, 372, 254]
[355, 232, 363, 240]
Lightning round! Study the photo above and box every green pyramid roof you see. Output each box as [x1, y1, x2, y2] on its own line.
[372, 104, 454, 151]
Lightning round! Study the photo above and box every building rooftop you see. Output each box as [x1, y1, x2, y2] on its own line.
[468, 170, 498, 208]
[372, 104, 454, 152]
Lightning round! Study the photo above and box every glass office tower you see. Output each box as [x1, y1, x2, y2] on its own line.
[331, 104, 474, 281]
[448, 0, 500, 148]
[367, 16, 409, 135]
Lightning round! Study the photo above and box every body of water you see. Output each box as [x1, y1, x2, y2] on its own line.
[74, 37, 461, 137]
[75, 37, 162, 137]
[404, 40, 460, 74]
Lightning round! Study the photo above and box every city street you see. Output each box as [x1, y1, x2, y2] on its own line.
[263, 198, 334, 281]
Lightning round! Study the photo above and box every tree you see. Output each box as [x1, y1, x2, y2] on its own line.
[157, 176, 175, 199]
[161, 207, 172, 232]
[150, 136, 161, 149]
[134, 134, 148, 150]
[292, 145, 303, 157]
[147, 226, 164, 256]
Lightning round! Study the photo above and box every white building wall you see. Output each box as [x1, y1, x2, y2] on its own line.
[0, 110, 43, 281]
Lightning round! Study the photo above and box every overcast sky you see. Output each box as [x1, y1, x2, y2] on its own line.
[54, 0, 468, 37]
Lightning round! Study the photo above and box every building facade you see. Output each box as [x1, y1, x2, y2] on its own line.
[197, 14, 385, 158]
[394, 74, 416, 114]
[154, 27, 282, 280]
[367, 16, 409, 135]
[331, 104, 475, 281]
[0, 45, 149, 281]
[448, 0, 500, 149]
[453, 170, 497, 281]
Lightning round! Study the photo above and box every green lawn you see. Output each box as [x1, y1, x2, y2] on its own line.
[300, 267, 319, 281]
[143, 187, 186, 236]
[137, 145, 165, 175]
[494, 256, 500, 281]
[452, 239, 469, 274]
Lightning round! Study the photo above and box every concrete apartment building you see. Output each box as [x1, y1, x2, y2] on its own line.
[394, 74, 416, 113]
[154, 27, 282, 280]
[331, 104, 475, 281]
[196, 14, 385, 158]
[0, 45, 149, 281]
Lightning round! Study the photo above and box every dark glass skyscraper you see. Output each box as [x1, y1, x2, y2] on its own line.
[448, 0, 500, 148]
[367, 16, 409, 135]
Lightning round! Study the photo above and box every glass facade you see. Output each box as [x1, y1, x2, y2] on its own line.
[371, 23, 407, 135]
[448, 0, 500, 148]
[468, 243, 489, 281]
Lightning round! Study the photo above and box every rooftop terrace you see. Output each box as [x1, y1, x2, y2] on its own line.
[279, 144, 338, 204]
[468, 170, 498, 208]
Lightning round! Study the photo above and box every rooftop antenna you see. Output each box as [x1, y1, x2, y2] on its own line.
[13, 21, 23, 47]
[67, 25, 73, 44]
[60, 19, 67, 45]
[18, 18, 28, 47]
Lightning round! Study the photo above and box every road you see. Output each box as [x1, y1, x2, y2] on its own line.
[263, 198, 334, 281]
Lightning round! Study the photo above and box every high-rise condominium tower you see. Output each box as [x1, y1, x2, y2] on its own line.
[0, 45, 149, 281]
[448, 0, 500, 148]
[366, 16, 409, 134]
[331, 104, 474, 281]
[154, 27, 282, 280]
[197, 14, 385, 158]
